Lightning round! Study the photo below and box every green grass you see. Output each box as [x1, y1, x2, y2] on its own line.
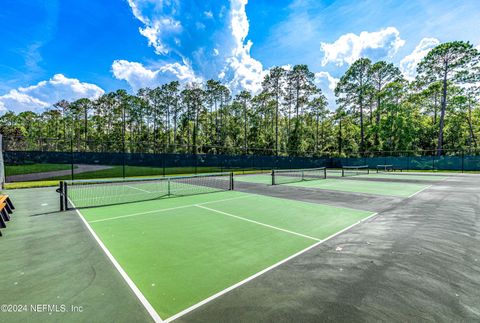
[80, 190, 372, 319]
[6, 163, 74, 176]
[5, 180, 60, 189]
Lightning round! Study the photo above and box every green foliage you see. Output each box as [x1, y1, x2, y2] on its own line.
[1, 43, 480, 156]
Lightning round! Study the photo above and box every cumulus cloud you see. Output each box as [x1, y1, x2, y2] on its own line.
[127, 0, 182, 55]
[123, 0, 265, 93]
[224, 0, 265, 93]
[314, 71, 339, 109]
[320, 27, 405, 66]
[0, 90, 49, 113]
[0, 74, 104, 113]
[315, 71, 339, 92]
[399, 37, 440, 80]
[112, 59, 201, 92]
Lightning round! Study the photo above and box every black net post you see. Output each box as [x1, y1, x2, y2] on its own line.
[64, 182, 68, 210]
[230, 172, 234, 190]
[271, 170, 275, 185]
[59, 181, 64, 211]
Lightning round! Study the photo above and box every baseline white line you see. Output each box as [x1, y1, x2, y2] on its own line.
[196, 205, 321, 241]
[407, 184, 433, 199]
[126, 185, 152, 193]
[89, 195, 252, 224]
[164, 211, 379, 322]
[70, 200, 163, 322]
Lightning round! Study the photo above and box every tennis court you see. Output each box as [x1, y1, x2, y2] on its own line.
[71, 185, 373, 320]
[2, 167, 479, 322]
[235, 170, 432, 197]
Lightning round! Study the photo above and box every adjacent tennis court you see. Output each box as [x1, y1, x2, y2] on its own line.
[74, 188, 373, 320]
[235, 170, 431, 197]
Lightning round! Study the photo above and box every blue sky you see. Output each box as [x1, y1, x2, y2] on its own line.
[1, 0, 479, 113]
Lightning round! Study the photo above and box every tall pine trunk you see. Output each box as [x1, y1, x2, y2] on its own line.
[437, 65, 448, 156]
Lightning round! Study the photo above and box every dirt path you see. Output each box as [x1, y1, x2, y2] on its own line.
[6, 164, 113, 182]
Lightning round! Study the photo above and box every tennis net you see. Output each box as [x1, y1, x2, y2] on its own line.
[59, 172, 233, 210]
[376, 164, 394, 173]
[342, 165, 370, 177]
[272, 167, 327, 185]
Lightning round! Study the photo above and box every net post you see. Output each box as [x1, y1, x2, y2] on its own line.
[341, 168, 345, 177]
[229, 172, 234, 190]
[59, 181, 64, 211]
[63, 181, 68, 210]
[167, 178, 171, 196]
[323, 167, 327, 179]
[271, 170, 275, 185]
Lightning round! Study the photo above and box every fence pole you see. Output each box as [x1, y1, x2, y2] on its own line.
[461, 150, 464, 173]
[122, 151, 126, 179]
[70, 138, 74, 181]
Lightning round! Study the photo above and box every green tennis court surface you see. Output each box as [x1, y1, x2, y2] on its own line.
[288, 179, 428, 197]
[235, 174, 272, 184]
[235, 174, 430, 197]
[78, 190, 372, 319]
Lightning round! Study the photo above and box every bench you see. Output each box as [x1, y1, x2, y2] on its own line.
[0, 195, 15, 237]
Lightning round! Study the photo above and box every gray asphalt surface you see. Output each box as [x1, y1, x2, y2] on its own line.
[178, 174, 480, 322]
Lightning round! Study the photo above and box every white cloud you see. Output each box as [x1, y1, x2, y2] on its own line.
[127, 0, 182, 55]
[112, 59, 201, 91]
[0, 90, 49, 113]
[315, 71, 339, 92]
[320, 27, 406, 66]
[204, 10, 213, 18]
[225, 0, 265, 93]
[399, 37, 440, 80]
[0, 74, 104, 113]
[314, 71, 339, 109]
[124, 0, 266, 94]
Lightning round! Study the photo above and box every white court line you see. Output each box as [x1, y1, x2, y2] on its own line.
[196, 205, 321, 241]
[89, 195, 252, 224]
[70, 200, 163, 322]
[164, 211, 379, 322]
[126, 185, 152, 193]
[407, 184, 433, 199]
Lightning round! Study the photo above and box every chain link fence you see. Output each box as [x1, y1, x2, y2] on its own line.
[2, 136, 479, 183]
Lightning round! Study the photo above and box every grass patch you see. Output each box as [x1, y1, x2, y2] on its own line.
[6, 163, 74, 176]
[5, 180, 60, 189]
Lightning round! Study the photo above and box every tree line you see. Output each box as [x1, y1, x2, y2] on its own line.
[1, 41, 479, 157]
